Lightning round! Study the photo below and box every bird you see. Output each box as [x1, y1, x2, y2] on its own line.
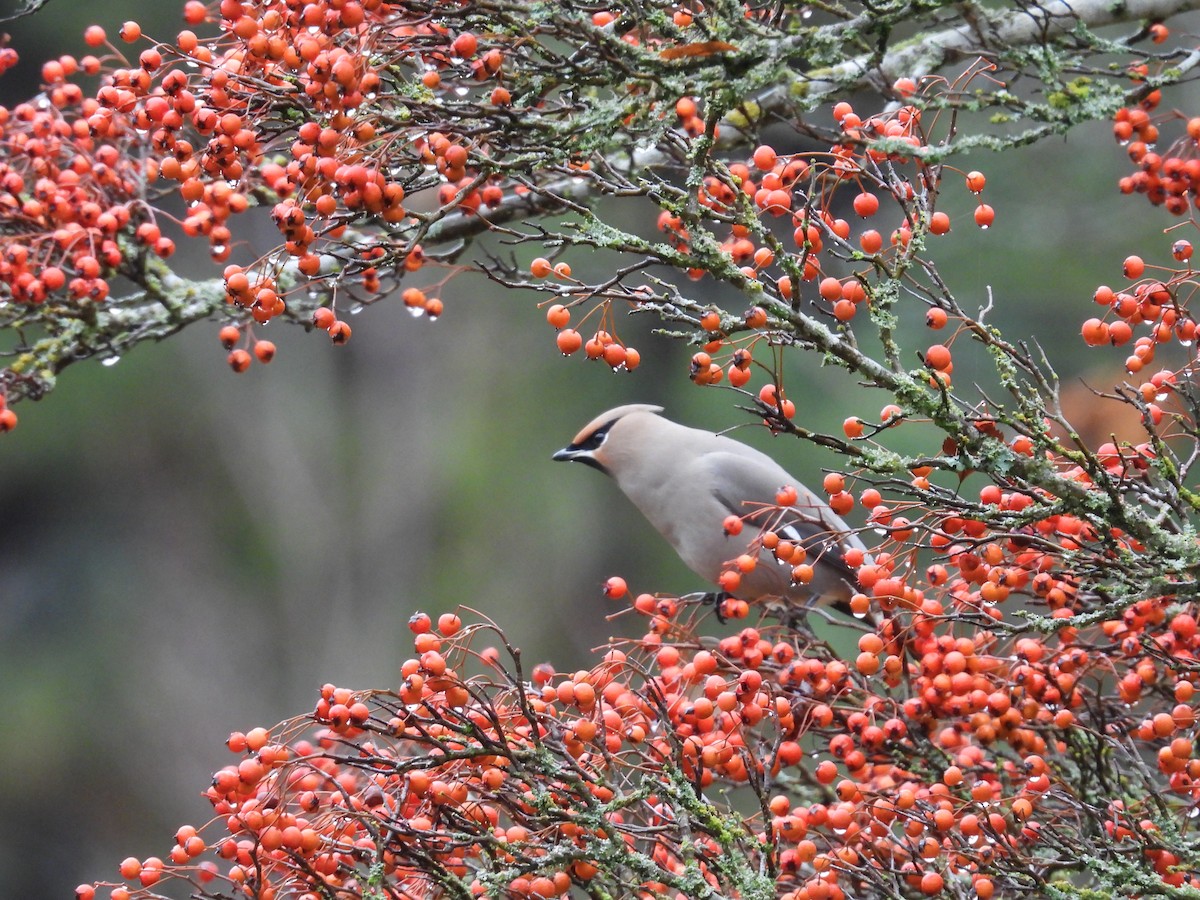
[552, 404, 868, 613]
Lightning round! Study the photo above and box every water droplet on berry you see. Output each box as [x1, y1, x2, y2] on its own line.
[407, 306, 424, 317]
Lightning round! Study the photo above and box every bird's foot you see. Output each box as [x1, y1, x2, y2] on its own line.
[692, 590, 732, 623]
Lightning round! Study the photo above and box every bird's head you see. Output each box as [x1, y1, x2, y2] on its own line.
[551, 403, 665, 476]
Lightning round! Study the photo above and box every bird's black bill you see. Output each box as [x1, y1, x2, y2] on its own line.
[552, 447, 608, 474]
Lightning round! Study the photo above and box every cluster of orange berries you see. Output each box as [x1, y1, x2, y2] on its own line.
[89, 443, 1200, 900]
[0, 87, 156, 306]
[676, 87, 985, 395]
[0, 0, 530, 377]
[531, 76, 989, 392]
[1082, 239, 1197, 375]
[1118, 114, 1200, 215]
[1105, 798, 1193, 887]
[541, 288, 643, 372]
[92, 551, 1193, 900]
[218, 323, 274, 372]
[1113, 51, 1200, 216]
[81, 613, 829, 899]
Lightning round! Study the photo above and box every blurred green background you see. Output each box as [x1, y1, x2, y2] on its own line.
[0, 1, 1189, 896]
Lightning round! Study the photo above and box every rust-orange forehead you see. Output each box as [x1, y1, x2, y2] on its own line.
[569, 404, 664, 445]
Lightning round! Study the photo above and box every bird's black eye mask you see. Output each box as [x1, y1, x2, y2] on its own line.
[575, 421, 614, 452]
[554, 419, 617, 473]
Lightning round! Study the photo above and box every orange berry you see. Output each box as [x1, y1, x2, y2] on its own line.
[924, 344, 951, 370]
[556, 328, 582, 355]
[602, 343, 627, 368]
[833, 298, 856, 321]
[853, 192, 879, 217]
[920, 872, 944, 895]
[744, 306, 767, 328]
[1081, 318, 1110, 346]
[752, 145, 777, 171]
[452, 31, 478, 58]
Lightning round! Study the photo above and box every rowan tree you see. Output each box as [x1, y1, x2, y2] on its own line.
[0, 0, 1192, 896]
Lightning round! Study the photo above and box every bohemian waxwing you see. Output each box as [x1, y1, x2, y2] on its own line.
[553, 404, 867, 609]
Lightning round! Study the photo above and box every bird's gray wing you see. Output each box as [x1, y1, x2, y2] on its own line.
[704, 450, 863, 582]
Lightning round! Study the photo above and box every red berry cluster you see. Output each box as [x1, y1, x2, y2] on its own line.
[1082, 239, 1197, 379]
[86, 376, 1200, 897]
[1117, 115, 1200, 215]
[0, 0, 530, 388]
[682, 82, 988, 404]
[87, 530, 1200, 900]
[539, 75, 993, 403]
[0, 81, 154, 306]
[540, 271, 643, 372]
[1114, 54, 1200, 215]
